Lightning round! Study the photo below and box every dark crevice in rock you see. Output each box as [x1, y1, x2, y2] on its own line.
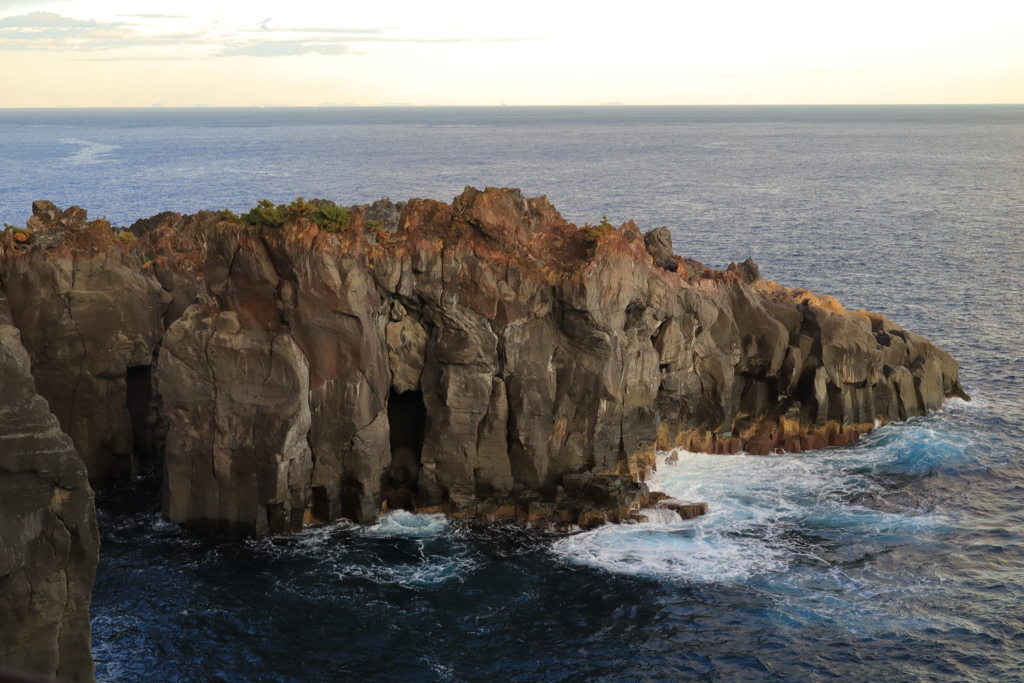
[338, 477, 367, 523]
[387, 389, 425, 487]
[310, 486, 331, 524]
[125, 363, 164, 471]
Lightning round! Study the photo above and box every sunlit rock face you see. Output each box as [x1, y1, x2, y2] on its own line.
[0, 292, 99, 682]
[0, 188, 968, 536]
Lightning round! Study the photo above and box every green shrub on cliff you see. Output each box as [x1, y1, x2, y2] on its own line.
[285, 197, 316, 220]
[216, 209, 241, 224]
[240, 200, 286, 229]
[311, 202, 350, 233]
[239, 198, 349, 233]
[584, 215, 614, 241]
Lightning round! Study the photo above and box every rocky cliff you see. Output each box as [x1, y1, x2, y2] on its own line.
[0, 189, 969, 538]
[1, 203, 166, 489]
[0, 291, 99, 681]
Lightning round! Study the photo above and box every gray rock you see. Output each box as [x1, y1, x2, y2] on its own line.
[0, 293, 98, 682]
[643, 226, 675, 268]
[386, 315, 427, 394]
[2, 206, 168, 487]
[159, 302, 314, 535]
[364, 198, 406, 233]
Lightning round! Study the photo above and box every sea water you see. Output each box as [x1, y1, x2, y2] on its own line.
[1, 105, 1022, 682]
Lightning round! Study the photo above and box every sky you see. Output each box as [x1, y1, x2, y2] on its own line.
[0, 0, 1021, 107]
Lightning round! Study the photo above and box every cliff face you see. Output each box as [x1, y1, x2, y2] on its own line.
[0, 292, 99, 682]
[0, 188, 968, 537]
[1, 202, 167, 489]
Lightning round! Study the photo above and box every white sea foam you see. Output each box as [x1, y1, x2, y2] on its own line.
[333, 551, 478, 589]
[635, 508, 682, 525]
[61, 138, 119, 165]
[554, 420, 965, 588]
[552, 522, 786, 582]
[363, 510, 449, 539]
[265, 517, 478, 591]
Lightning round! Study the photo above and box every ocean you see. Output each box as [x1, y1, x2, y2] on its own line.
[1, 105, 1022, 682]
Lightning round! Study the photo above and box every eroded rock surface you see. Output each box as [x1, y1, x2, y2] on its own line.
[0, 293, 98, 682]
[1, 201, 167, 487]
[160, 298, 313, 535]
[0, 189, 969, 535]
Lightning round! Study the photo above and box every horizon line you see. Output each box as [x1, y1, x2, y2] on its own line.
[1, 103, 1022, 110]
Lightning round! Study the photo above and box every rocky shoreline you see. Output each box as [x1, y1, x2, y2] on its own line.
[0, 187, 968, 680]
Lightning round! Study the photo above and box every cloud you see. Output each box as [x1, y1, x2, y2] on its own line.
[219, 39, 349, 57]
[0, 11, 103, 28]
[0, 0, 61, 11]
[0, 11, 533, 58]
[0, 11, 211, 52]
[287, 27, 384, 35]
[117, 14, 189, 19]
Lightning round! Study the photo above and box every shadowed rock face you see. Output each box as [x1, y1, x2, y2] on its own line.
[1, 201, 167, 489]
[0, 293, 99, 682]
[1, 189, 969, 535]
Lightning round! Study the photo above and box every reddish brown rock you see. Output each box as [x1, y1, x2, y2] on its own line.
[578, 508, 608, 530]
[656, 499, 710, 520]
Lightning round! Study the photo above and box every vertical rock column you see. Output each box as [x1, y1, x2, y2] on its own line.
[159, 300, 314, 535]
[159, 230, 314, 534]
[0, 293, 99, 682]
[266, 240, 393, 524]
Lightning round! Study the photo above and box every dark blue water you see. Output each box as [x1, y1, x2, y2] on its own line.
[2, 106, 1023, 682]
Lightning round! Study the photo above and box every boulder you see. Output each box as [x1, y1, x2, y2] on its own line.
[643, 226, 675, 268]
[364, 198, 406, 233]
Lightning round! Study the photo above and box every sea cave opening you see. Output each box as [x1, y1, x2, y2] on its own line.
[386, 388, 426, 511]
[125, 364, 155, 467]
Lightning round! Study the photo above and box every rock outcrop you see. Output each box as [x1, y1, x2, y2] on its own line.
[0, 189, 969, 537]
[0, 187, 971, 678]
[1, 201, 167, 488]
[0, 292, 99, 682]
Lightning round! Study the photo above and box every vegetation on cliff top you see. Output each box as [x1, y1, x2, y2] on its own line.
[233, 198, 351, 233]
[583, 216, 615, 242]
